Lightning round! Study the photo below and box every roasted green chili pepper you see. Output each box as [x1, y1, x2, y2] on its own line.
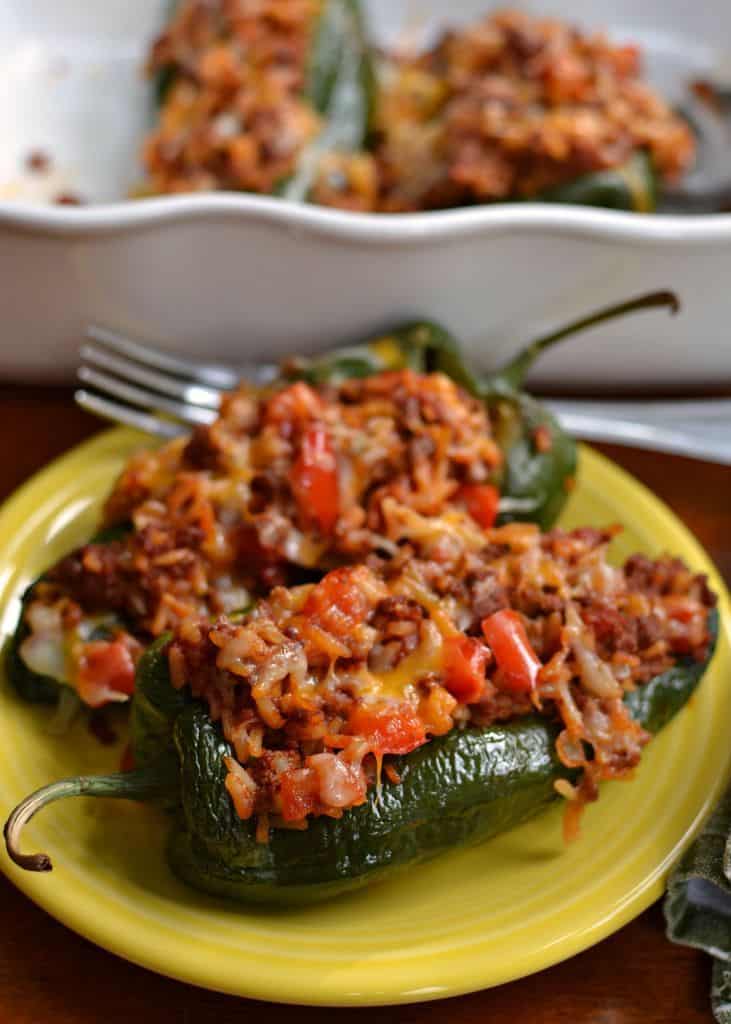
[288, 289, 679, 529]
[281, 0, 374, 201]
[4, 609, 718, 900]
[537, 150, 658, 213]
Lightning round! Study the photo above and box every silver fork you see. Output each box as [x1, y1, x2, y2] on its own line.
[75, 326, 731, 465]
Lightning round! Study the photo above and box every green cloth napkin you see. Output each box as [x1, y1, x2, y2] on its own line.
[665, 785, 731, 1023]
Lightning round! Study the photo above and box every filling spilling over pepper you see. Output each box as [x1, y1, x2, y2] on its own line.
[165, 521, 716, 841]
[13, 290, 680, 711]
[19, 369, 506, 705]
[142, 2, 695, 211]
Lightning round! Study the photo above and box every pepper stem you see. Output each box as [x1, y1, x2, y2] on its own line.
[494, 290, 680, 391]
[4, 769, 173, 872]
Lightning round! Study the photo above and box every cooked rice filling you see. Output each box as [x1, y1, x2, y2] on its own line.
[20, 369, 502, 698]
[165, 522, 715, 837]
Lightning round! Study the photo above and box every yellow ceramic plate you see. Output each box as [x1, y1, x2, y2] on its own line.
[0, 428, 729, 1007]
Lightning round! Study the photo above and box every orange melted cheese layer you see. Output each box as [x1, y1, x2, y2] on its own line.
[354, 619, 448, 702]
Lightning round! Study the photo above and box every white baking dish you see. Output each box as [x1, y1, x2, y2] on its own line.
[1, 0, 730, 389]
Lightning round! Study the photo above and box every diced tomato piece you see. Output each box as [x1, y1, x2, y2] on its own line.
[291, 424, 340, 534]
[443, 634, 489, 703]
[76, 639, 136, 708]
[279, 767, 319, 822]
[459, 483, 500, 530]
[481, 609, 541, 695]
[348, 703, 427, 755]
[302, 566, 372, 640]
[264, 381, 323, 428]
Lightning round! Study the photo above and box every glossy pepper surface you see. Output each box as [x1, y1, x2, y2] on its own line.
[3, 610, 718, 903]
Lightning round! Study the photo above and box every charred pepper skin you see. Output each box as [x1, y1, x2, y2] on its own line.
[4, 610, 718, 903]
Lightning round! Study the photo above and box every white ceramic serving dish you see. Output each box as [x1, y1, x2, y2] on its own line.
[1, 0, 731, 389]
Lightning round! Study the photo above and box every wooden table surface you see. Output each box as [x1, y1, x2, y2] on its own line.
[0, 387, 728, 1024]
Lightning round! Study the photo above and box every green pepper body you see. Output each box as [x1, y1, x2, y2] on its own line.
[5, 609, 707, 902]
[537, 151, 658, 213]
[4, 610, 718, 898]
[305, 0, 375, 137]
[536, 149, 655, 214]
[167, 705, 572, 904]
[279, 0, 375, 201]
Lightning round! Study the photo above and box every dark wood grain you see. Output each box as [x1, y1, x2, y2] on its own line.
[0, 389, 727, 1024]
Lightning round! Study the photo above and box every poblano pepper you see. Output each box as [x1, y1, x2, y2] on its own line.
[286, 289, 679, 528]
[5, 292, 678, 706]
[3, 609, 718, 902]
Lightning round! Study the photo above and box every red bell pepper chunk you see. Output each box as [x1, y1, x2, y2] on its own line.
[291, 423, 339, 535]
[443, 634, 489, 703]
[481, 609, 541, 694]
[459, 483, 500, 530]
[348, 704, 427, 755]
[302, 566, 372, 640]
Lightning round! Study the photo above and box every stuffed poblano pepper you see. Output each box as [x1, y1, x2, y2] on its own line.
[6, 291, 677, 713]
[144, 0, 374, 202]
[141, 7, 694, 212]
[5, 524, 718, 903]
[284, 290, 678, 527]
[537, 150, 658, 213]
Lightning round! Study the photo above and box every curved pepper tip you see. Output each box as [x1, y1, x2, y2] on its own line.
[3, 809, 53, 873]
[655, 289, 681, 315]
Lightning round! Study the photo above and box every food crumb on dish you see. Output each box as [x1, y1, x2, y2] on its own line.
[53, 191, 84, 205]
[25, 149, 51, 174]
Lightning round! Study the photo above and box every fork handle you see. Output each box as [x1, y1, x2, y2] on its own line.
[548, 407, 731, 465]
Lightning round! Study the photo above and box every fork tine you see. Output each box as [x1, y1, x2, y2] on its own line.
[77, 367, 218, 427]
[75, 390, 186, 439]
[86, 326, 240, 391]
[81, 344, 222, 410]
